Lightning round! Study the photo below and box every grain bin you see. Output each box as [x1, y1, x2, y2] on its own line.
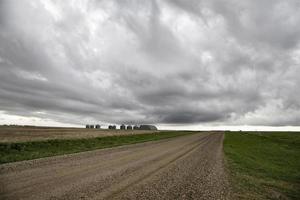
[127, 125, 133, 130]
[120, 124, 126, 130]
[95, 124, 101, 129]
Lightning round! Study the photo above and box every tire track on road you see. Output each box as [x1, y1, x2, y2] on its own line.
[101, 134, 213, 200]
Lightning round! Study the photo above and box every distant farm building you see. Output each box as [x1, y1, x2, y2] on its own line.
[139, 125, 158, 130]
[120, 124, 126, 130]
[127, 125, 133, 130]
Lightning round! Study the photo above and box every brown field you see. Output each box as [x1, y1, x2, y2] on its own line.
[0, 126, 158, 143]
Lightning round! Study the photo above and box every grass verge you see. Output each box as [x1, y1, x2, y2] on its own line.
[224, 132, 300, 200]
[0, 131, 195, 164]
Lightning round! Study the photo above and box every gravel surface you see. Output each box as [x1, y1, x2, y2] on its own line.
[0, 132, 231, 200]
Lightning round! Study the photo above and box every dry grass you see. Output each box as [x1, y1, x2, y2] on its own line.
[0, 126, 158, 143]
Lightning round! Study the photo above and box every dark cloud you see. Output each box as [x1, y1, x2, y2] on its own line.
[0, 0, 300, 128]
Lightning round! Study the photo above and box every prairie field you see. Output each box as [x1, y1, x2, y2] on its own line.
[0, 126, 157, 143]
[224, 132, 300, 200]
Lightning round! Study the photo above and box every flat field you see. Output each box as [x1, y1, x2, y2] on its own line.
[0, 126, 157, 143]
[224, 132, 300, 200]
[0, 131, 194, 164]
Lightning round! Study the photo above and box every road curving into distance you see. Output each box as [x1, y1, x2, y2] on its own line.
[0, 132, 231, 200]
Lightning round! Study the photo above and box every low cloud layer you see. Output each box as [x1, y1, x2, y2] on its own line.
[0, 0, 300, 127]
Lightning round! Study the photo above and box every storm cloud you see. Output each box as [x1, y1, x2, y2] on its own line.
[0, 0, 300, 128]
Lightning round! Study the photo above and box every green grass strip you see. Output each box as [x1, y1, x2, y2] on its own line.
[224, 132, 300, 200]
[0, 131, 195, 164]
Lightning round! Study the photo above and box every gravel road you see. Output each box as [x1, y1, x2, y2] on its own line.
[0, 132, 231, 200]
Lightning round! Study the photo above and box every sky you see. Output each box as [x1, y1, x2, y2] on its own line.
[0, 0, 300, 130]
